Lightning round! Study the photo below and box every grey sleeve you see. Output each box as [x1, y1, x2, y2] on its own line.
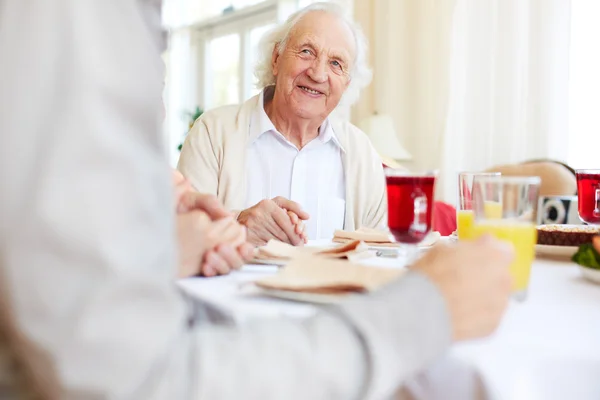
[336, 272, 452, 399]
[177, 272, 451, 400]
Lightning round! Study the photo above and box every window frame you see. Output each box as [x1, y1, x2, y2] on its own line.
[190, 1, 279, 109]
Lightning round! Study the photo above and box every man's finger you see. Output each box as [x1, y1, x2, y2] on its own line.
[299, 222, 308, 243]
[203, 265, 216, 277]
[287, 210, 299, 225]
[205, 251, 231, 275]
[212, 218, 246, 247]
[265, 218, 291, 243]
[172, 169, 187, 186]
[201, 255, 217, 277]
[216, 244, 244, 271]
[243, 220, 268, 247]
[271, 207, 304, 246]
[179, 192, 231, 220]
[237, 243, 255, 262]
[272, 197, 309, 220]
[287, 211, 305, 237]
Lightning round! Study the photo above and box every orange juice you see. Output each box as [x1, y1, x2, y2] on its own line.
[471, 221, 537, 293]
[456, 210, 474, 240]
[457, 202, 502, 240]
[483, 201, 503, 219]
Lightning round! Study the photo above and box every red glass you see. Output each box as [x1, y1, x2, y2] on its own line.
[386, 174, 436, 243]
[576, 170, 600, 225]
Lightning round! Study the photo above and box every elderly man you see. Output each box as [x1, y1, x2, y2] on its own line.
[178, 3, 384, 246]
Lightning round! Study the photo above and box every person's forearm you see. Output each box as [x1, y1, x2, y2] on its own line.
[188, 312, 366, 399]
[336, 272, 452, 399]
[176, 271, 450, 400]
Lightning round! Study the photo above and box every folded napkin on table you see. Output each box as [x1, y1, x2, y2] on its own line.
[333, 227, 441, 247]
[333, 227, 394, 243]
[254, 255, 404, 294]
[253, 239, 371, 265]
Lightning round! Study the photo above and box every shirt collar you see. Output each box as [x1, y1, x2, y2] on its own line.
[248, 88, 277, 144]
[318, 118, 345, 153]
[248, 87, 346, 153]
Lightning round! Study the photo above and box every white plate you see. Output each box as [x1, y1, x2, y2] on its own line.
[256, 288, 353, 304]
[578, 265, 600, 284]
[535, 244, 578, 260]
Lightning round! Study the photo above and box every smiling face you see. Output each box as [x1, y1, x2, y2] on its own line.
[271, 11, 355, 122]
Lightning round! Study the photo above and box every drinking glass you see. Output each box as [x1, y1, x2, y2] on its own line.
[471, 176, 541, 301]
[576, 169, 600, 225]
[385, 170, 437, 261]
[457, 171, 501, 240]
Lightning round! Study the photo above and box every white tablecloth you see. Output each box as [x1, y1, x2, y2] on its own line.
[178, 241, 600, 400]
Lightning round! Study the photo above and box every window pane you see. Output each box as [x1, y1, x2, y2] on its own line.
[206, 34, 240, 108]
[247, 24, 276, 98]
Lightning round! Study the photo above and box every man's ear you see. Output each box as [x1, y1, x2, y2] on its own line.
[271, 43, 281, 77]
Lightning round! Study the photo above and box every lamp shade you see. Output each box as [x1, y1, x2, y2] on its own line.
[359, 114, 412, 161]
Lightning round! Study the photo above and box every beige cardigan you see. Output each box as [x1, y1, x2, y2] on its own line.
[177, 94, 387, 231]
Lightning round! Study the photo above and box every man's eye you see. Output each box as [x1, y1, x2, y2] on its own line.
[332, 60, 341, 68]
[301, 49, 311, 55]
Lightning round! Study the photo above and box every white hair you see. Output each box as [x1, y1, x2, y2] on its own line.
[254, 2, 372, 106]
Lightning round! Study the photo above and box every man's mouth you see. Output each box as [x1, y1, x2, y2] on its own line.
[298, 85, 323, 95]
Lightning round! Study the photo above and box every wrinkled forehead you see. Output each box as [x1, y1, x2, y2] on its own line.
[287, 11, 356, 62]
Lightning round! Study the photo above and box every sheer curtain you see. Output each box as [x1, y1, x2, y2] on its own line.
[352, 0, 457, 175]
[440, 0, 571, 202]
[568, 0, 600, 169]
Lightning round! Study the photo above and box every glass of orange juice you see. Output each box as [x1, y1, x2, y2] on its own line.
[457, 172, 500, 240]
[470, 176, 541, 301]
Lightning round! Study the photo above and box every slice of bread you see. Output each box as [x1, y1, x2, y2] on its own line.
[537, 224, 600, 246]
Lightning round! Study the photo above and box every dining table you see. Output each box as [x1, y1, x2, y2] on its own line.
[178, 238, 600, 400]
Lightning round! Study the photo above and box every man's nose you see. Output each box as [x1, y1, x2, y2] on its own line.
[307, 57, 327, 83]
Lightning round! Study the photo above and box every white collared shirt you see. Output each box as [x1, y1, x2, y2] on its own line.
[245, 89, 346, 239]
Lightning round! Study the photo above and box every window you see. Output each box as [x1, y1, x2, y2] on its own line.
[206, 34, 241, 107]
[568, 2, 600, 168]
[246, 23, 276, 98]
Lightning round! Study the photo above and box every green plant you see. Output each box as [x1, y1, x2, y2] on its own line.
[178, 106, 203, 151]
[572, 238, 600, 269]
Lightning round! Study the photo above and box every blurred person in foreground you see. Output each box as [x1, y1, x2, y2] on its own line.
[178, 3, 384, 246]
[0, 1, 514, 399]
